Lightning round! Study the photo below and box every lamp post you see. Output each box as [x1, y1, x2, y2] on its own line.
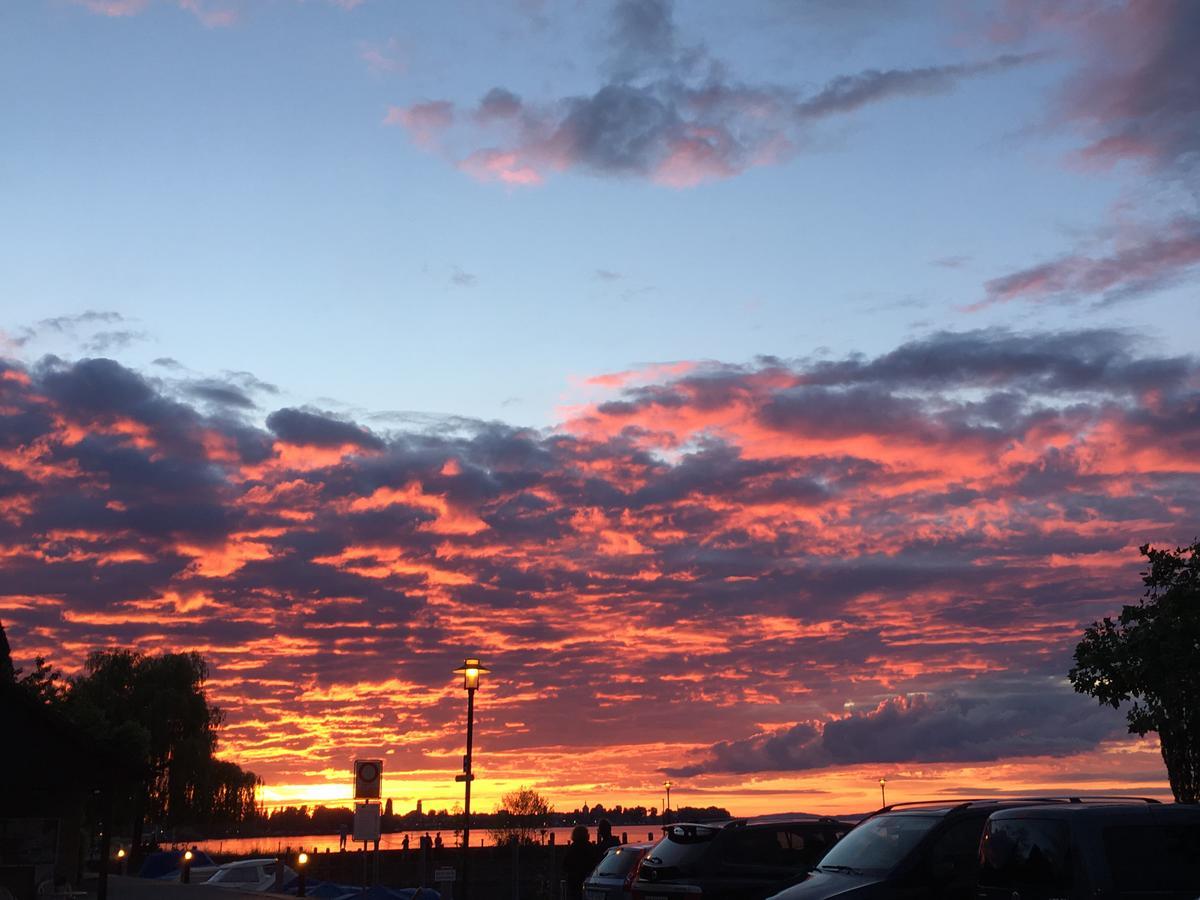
[879, 777, 887, 808]
[664, 781, 672, 821]
[454, 657, 489, 900]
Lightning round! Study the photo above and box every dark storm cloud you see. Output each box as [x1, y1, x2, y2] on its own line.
[667, 680, 1124, 776]
[184, 379, 257, 409]
[976, 219, 1200, 309]
[794, 54, 1031, 118]
[977, 1, 1200, 309]
[386, 0, 1031, 186]
[0, 326, 1196, 786]
[265, 407, 385, 450]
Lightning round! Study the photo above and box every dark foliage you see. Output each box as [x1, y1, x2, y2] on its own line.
[1070, 541, 1200, 803]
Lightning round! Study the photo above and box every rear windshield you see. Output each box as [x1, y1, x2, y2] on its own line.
[1103, 822, 1200, 892]
[818, 814, 939, 875]
[978, 818, 1071, 892]
[593, 847, 645, 878]
[644, 825, 720, 875]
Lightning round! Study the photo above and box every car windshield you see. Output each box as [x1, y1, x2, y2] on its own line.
[594, 847, 644, 877]
[818, 815, 940, 875]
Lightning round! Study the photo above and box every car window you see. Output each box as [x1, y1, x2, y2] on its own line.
[593, 847, 643, 877]
[721, 829, 799, 868]
[1104, 822, 1200, 892]
[819, 815, 940, 875]
[929, 817, 985, 869]
[784, 826, 834, 864]
[978, 819, 1071, 893]
[644, 826, 719, 875]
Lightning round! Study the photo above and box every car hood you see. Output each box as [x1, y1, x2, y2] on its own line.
[768, 870, 885, 900]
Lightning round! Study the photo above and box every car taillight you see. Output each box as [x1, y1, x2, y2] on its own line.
[625, 856, 645, 893]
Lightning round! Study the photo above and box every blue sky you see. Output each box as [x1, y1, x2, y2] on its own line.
[1, 0, 1195, 427]
[3, 0, 1200, 812]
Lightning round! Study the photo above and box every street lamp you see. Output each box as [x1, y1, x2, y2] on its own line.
[664, 781, 673, 821]
[182, 849, 194, 884]
[454, 657, 489, 900]
[879, 777, 887, 808]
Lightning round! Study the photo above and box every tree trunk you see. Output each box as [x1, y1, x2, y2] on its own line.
[130, 783, 147, 868]
[1158, 720, 1200, 804]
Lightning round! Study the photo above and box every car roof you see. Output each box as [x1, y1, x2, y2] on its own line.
[868, 796, 1161, 818]
[988, 801, 1196, 821]
[663, 817, 852, 834]
[220, 858, 277, 867]
[608, 841, 656, 852]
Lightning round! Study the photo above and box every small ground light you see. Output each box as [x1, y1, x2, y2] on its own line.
[297, 852, 309, 898]
[182, 849, 194, 884]
[116, 849, 125, 859]
[183, 850, 193, 862]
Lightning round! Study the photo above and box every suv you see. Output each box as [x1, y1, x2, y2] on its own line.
[978, 800, 1200, 899]
[766, 798, 1135, 900]
[632, 818, 853, 900]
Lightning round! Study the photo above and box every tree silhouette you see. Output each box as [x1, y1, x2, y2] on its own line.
[491, 786, 553, 845]
[1069, 541, 1200, 803]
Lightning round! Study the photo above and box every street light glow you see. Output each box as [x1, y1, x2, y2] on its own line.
[298, 853, 308, 866]
[454, 657, 490, 691]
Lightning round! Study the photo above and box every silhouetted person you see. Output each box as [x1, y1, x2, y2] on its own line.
[563, 825, 596, 900]
[421, 833, 432, 851]
[338, 825, 348, 851]
[401, 835, 410, 851]
[597, 819, 619, 853]
[434, 834, 443, 850]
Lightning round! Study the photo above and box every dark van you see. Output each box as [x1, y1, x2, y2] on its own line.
[768, 799, 1129, 900]
[978, 801, 1200, 899]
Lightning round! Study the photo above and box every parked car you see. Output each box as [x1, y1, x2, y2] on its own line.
[632, 817, 853, 900]
[584, 842, 655, 900]
[205, 858, 297, 891]
[978, 800, 1200, 899]
[140, 849, 219, 883]
[768, 797, 1165, 900]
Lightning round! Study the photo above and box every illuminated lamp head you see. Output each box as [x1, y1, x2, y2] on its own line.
[298, 853, 308, 866]
[183, 850, 194, 862]
[116, 849, 126, 859]
[454, 657, 490, 691]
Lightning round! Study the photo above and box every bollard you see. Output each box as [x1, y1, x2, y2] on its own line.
[181, 850, 193, 885]
[511, 839, 519, 900]
[297, 852, 308, 898]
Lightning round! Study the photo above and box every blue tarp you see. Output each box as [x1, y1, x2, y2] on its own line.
[137, 849, 217, 879]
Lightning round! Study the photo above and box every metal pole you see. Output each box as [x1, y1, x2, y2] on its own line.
[462, 685, 475, 900]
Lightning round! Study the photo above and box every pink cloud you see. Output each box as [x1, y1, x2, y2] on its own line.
[383, 101, 455, 149]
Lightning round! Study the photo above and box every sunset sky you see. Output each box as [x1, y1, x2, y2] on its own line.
[2, 0, 1199, 817]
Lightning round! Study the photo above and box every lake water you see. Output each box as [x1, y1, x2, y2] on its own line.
[190, 825, 662, 856]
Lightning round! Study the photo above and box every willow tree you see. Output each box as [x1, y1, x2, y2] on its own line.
[67, 649, 261, 832]
[1069, 542, 1200, 803]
